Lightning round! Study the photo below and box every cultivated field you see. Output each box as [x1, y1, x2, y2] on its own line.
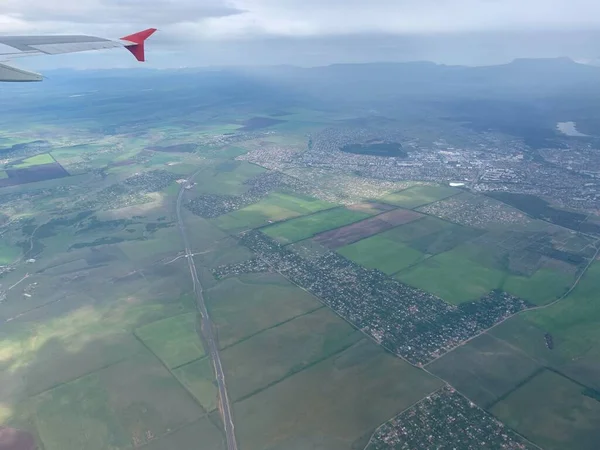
[233, 339, 443, 450]
[338, 235, 424, 275]
[213, 192, 336, 231]
[313, 209, 423, 248]
[397, 245, 506, 304]
[135, 312, 205, 369]
[428, 333, 542, 408]
[32, 350, 204, 450]
[262, 206, 373, 244]
[219, 307, 362, 401]
[491, 370, 600, 450]
[381, 184, 459, 209]
[205, 272, 322, 349]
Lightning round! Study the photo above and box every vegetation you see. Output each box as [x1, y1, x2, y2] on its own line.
[11, 153, 55, 168]
[397, 246, 506, 304]
[173, 358, 218, 412]
[213, 192, 336, 231]
[521, 262, 600, 360]
[491, 370, 600, 450]
[428, 333, 542, 408]
[381, 185, 459, 209]
[338, 235, 424, 275]
[502, 268, 573, 305]
[135, 313, 205, 369]
[205, 273, 321, 348]
[262, 207, 372, 244]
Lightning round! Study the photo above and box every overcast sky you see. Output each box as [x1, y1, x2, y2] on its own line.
[2, 0, 600, 69]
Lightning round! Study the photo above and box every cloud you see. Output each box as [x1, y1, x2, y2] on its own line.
[2, 0, 600, 67]
[187, 0, 600, 39]
[1, 0, 242, 33]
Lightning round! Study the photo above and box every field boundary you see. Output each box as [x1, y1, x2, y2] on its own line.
[233, 336, 363, 404]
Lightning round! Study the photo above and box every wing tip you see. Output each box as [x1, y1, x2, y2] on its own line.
[120, 28, 157, 62]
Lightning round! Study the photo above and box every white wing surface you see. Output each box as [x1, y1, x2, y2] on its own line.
[0, 29, 156, 82]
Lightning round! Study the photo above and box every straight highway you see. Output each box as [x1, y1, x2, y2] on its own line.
[176, 175, 238, 450]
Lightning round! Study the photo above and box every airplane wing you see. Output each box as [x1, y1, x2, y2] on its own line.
[0, 28, 156, 82]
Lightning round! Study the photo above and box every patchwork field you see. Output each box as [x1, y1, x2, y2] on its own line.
[233, 339, 443, 450]
[491, 370, 600, 450]
[338, 235, 424, 275]
[135, 313, 205, 369]
[313, 208, 423, 249]
[219, 307, 362, 402]
[262, 206, 373, 244]
[381, 184, 459, 209]
[32, 350, 204, 450]
[173, 358, 218, 412]
[428, 333, 542, 408]
[193, 161, 266, 196]
[396, 246, 506, 304]
[213, 192, 336, 232]
[10, 154, 55, 169]
[205, 273, 322, 349]
[488, 262, 600, 390]
[141, 418, 225, 450]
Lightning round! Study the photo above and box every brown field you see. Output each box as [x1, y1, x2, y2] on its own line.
[0, 427, 36, 450]
[314, 209, 423, 249]
[346, 202, 395, 214]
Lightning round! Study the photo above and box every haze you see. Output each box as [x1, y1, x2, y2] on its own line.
[2, 0, 600, 69]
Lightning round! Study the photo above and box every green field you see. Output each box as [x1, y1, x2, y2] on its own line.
[193, 161, 266, 196]
[0, 242, 21, 264]
[213, 192, 336, 231]
[173, 358, 218, 412]
[135, 313, 205, 369]
[220, 307, 362, 401]
[488, 263, 600, 391]
[206, 273, 321, 349]
[32, 350, 204, 450]
[262, 207, 372, 244]
[233, 339, 443, 450]
[338, 235, 424, 275]
[428, 333, 542, 408]
[396, 246, 506, 304]
[119, 227, 182, 261]
[520, 262, 600, 361]
[380, 216, 449, 242]
[491, 370, 600, 450]
[12, 153, 55, 168]
[502, 268, 573, 305]
[381, 185, 459, 209]
[141, 418, 225, 450]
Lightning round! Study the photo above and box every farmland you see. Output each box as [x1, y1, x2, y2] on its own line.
[262, 206, 373, 244]
[233, 339, 442, 450]
[491, 370, 600, 450]
[10, 153, 55, 169]
[396, 246, 506, 304]
[32, 350, 204, 450]
[313, 208, 423, 248]
[2, 68, 600, 450]
[428, 333, 543, 408]
[338, 235, 424, 275]
[135, 312, 205, 369]
[381, 184, 459, 209]
[212, 192, 336, 232]
[205, 273, 321, 349]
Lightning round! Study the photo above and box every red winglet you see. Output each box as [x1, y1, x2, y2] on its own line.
[120, 28, 157, 62]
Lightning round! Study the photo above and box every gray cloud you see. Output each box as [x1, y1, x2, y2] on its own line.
[2, 0, 600, 68]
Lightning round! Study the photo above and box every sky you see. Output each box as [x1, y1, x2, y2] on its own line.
[2, 0, 600, 69]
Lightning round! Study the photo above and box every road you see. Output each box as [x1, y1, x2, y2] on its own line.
[176, 178, 238, 450]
